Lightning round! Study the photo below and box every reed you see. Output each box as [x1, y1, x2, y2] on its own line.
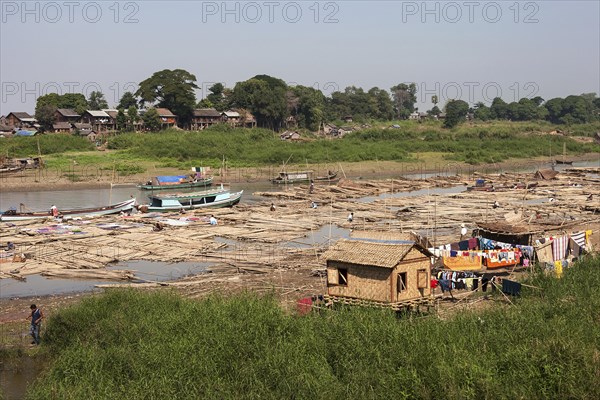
[26, 256, 600, 399]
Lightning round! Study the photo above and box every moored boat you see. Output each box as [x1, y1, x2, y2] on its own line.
[554, 159, 573, 165]
[271, 170, 337, 184]
[144, 188, 243, 212]
[0, 198, 137, 221]
[139, 175, 213, 190]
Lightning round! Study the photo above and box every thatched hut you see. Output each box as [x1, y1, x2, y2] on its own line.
[322, 236, 432, 307]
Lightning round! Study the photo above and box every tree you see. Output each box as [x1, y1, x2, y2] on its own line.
[390, 83, 417, 119]
[205, 83, 229, 111]
[290, 85, 326, 131]
[230, 75, 289, 130]
[490, 97, 508, 120]
[473, 102, 491, 121]
[136, 69, 199, 127]
[127, 106, 139, 131]
[118, 92, 138, 110]
[432, 95, 439, 107]
[142, 108, 161, 132]
[544, 98, 563, 123]
[60, 93, 88, 114]
[443, 100, 469, 128]
[116, 108, 128, 131]
[88, 91, 108, 110]
[428, 105, 442, 117]
[35, 104, 57, 131]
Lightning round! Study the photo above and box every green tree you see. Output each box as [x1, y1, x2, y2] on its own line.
[428, 105, 442, 117]
[443, 99, 469, 128]
[290, 85, 326, 131]
[206, 83, 229, 111]
[116, 108, 128, 131]
[60, 93, 88, 114]
[142, 108, 161, 132]
[390, 83, 417, 119]
[473, 102, 491, 121]
[35, 103, 57, 131]
[88, 91, 108, 110]
[490, 97, 508, 120]
[230, 75, 289, 130]
[127, 106, 139, 131]
[136, 69, 199, 127]
[118, 92, 138, 110]
[544, 98, 563, 123]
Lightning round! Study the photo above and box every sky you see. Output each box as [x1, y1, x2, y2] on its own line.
[1, 0, 599, 115]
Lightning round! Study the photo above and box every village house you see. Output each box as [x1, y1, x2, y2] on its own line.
[81, 110, 115, 133]
[323, 231, 433, 309]
[222, 110, 241, 127]
[156, 108, 177, 130]
[241, 110, 257, 128]
[55, 109, 80, 124]
[52, 122, 72, 133]
[343, 115, 353, 123]
[191, 108, 222, 130]
[5, 112, 37, 129]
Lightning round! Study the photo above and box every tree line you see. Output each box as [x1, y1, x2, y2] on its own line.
[34, 68, 600, 132]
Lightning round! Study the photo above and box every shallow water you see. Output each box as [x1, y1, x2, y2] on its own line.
[0, 261, 210, 299]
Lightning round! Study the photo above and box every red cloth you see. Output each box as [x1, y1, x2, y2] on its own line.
[296, 297, 313, 315]
[430, 279, 439, 289]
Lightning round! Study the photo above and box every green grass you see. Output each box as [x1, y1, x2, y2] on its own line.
[1, 121, 599, 169]
[26, 256, 600, 399]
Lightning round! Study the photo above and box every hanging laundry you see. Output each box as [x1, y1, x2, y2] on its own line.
[458, 240, 469, 251]
[552, 236, 569, 262]
[571, 231, 586, 249]
[554, 260, 563, 278]
[501, 279, 521, 296]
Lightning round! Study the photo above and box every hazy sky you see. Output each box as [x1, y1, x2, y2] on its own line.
[1, 0, 599, 114]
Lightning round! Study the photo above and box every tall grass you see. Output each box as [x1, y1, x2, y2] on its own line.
[106, 123, 599, 167]
[2, 122, 598, 167]
[28, 256, 600, 399]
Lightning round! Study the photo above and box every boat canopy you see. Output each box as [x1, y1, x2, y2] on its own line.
[153, 175, 189, 185]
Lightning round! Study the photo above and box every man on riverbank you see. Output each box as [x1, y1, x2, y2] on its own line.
[28, 304, 43, 345]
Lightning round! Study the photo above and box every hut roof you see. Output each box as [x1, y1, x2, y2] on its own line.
[534, 169, 559, 180]
[322, 239, 414, 269]
[56, 108, 80, 117]
[475, 222, 533, 235]
[351, 230, 433, 249]
[193, 108, 221, 117]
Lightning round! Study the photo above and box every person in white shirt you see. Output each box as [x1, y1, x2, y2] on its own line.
[347, 212, 354, 222]
[209, 215, 217, 225]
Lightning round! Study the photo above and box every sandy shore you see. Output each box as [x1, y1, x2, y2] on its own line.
[1, 153, 598, 192]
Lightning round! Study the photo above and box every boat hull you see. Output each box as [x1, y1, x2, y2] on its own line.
[146, 191, 243, 212]
[0, 198, 137, 221]
[139, 177, 213, 190]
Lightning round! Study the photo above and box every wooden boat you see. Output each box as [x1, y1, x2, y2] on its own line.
[139, 175, 213, 190]
[314, 171, 338, 182]
[271, 171, 337, 185]
[0, 198, 137, 221]
[554, 159, 573, 165]
[145, 189, 243, 212]
[0, 165, 25, 174]
[466, 179, 494, 192]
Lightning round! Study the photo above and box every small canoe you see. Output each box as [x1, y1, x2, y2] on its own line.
[0, 198, 137, 221]
[554, 159, 573, 165]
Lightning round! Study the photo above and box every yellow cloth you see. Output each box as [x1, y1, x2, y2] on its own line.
[585, 230, 593, 251]
[554, 261, 563, 278]
[443, 256, 481, 271]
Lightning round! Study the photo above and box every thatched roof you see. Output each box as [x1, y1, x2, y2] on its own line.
[351, 230, 432, 249]
[534, 169, 559, 180]
[475, 222, 533, 235]
[322, 239, 414, 268]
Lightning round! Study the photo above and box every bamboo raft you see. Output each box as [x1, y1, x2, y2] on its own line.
[1, 167, 598, 301]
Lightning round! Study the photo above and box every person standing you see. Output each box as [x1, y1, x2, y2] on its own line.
[460, 223, 467, 240]
[28, 304, 43, 345]
[347, 212, 354, 222]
